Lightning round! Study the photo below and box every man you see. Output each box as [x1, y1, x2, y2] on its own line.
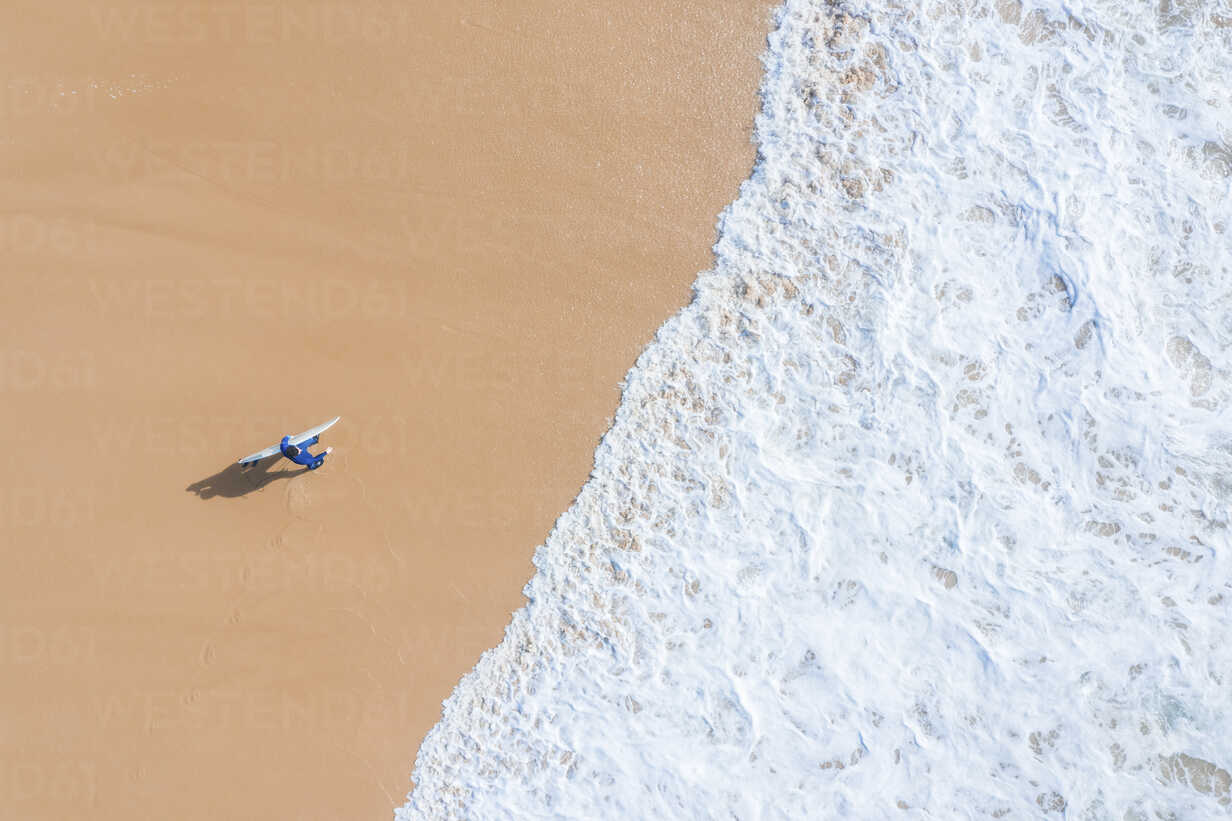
[237, 417, 340, 470]
[280, 434, 333, 470]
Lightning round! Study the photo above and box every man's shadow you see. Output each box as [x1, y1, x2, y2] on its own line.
[186, 455, 302, 499]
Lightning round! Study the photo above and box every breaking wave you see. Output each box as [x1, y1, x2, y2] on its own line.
[401, 1, 1232, 817]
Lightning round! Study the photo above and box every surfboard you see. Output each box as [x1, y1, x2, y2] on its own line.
[237, 416, 341, 465]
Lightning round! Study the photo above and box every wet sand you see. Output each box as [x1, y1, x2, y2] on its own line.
[0, 2, 770, 818]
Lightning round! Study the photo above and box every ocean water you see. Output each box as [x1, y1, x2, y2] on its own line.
[399, 0, 1232, 818]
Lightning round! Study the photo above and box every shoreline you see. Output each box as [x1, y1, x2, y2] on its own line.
[0, 2, 773, 818]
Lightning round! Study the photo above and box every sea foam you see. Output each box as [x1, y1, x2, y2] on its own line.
[400, 0, 1232, 817]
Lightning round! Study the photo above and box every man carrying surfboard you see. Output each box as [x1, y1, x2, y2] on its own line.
[280, 434, 332, 470]
[238, 416, 340, 470]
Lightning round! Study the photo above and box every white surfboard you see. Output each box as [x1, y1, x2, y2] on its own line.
[238, 416, 340, 465]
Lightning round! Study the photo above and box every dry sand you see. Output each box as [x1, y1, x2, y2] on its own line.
[0, 2, 770, 817]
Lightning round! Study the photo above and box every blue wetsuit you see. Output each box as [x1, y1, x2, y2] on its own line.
[280, 435, 327, 470]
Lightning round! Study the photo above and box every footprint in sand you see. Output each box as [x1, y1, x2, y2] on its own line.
[286, 481, 311, 516]
[200, 641, 216, 666]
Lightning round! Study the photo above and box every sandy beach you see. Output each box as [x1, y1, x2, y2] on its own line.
[0, 1, 770, 818]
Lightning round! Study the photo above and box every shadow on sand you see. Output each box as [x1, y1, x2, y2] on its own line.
[186, 456, 302, 499]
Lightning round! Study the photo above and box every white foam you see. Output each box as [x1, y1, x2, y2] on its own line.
[400, 1, 1232, 817]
